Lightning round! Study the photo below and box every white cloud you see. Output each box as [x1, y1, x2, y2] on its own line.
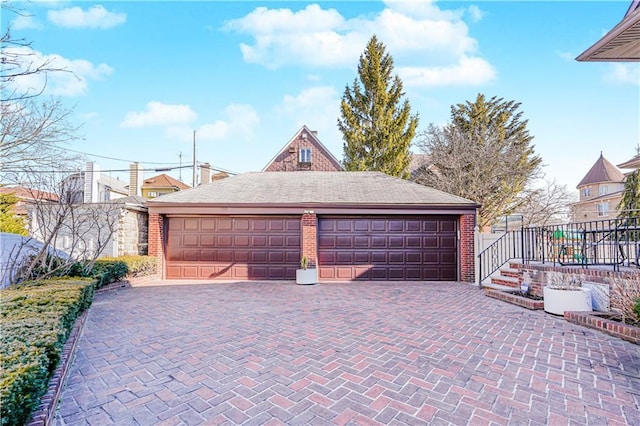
[276, 86, 342, 153]
[398, 55, 496, 87]
[122, 102, 198, 128]
[164, 104, 260, 142]
[223, 0, 493, 87]
[12, 15, 43, 30]
[48, 5, 126, 29]
[467, 5, 484, 23]
[603, 63, 640, 86]
[5, 47, 112, 96]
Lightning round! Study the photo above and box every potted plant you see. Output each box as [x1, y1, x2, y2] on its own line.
[543, 273, 592, 315]
[296, 256, 317, 285]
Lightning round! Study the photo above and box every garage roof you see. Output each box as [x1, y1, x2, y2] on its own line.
[147, 171, 478, 207]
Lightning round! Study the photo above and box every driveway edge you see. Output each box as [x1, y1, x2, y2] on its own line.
[27, 308, 89, 426]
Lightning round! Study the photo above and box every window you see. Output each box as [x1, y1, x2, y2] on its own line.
[598, 185, 608, 196]
[299, 147, 312, 164]
[148, 191, 157, 198]
[582, 187, 591, 198]
[597, 202, 609, 217]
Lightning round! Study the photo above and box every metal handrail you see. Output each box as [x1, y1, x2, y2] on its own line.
[477, 217, 640, 287]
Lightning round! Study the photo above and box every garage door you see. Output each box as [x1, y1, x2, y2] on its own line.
[166, 216, 300, 280]
[318, 216, 457, 281]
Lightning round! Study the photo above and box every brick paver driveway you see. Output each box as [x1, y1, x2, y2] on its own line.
[55, 282, 640, 425]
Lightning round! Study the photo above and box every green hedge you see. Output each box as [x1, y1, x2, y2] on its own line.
[89, 260, 128, 288]
[0, 279, 95, 426]
[101, 255, 156, 278]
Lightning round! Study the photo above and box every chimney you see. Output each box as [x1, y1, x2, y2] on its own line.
[200, 163, 211, 185]
[83, 161, 99, 203]
[129, 163, 143, 196]
[311, 130, 318, 137]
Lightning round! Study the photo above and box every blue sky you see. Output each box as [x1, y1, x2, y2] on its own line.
[5, 0, 639, 192]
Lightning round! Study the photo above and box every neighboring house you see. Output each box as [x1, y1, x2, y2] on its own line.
[262, 125, 343, 172]
[617, 152, 640, 172]
[146, 171, 478, 283]
[409, 153, 431, 180]
[0, 186, 58, 217]
[570, 153, 625, 222]
[576, 0, 640, 61]
[62, 162, 128, 203]
[29, 195, 148, 259]
[141, 174, 190, 199]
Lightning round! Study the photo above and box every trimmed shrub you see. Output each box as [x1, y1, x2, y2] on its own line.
[89, 260, 128, 288]
[0, 279, 94, 426]
[101, 255, 156, 278]
[634, 298, 640, 322]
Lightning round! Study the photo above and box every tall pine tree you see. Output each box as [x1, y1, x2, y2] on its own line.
[338, 35, 418, 179]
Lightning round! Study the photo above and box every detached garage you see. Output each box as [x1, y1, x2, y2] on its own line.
[146, 172, 479, 282]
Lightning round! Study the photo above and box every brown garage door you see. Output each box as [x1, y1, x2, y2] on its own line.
[318, 216, 457, 281]
[166, 216, 300, 280]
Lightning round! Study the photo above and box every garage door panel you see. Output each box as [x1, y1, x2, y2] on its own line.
[201, 235, 215, 246]
[201, 219, 216, 231]
[184, 218, 199, 231]
[166, 216, 299, 280]
[319, 216, 457, 281]
[252, 236, 267, 246]
[354, 236, 369, 247]
[440, 220, 456, 232]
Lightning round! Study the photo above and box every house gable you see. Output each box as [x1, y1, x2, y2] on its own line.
[142, 174, 190, 199]
[262, 125, 343, 172]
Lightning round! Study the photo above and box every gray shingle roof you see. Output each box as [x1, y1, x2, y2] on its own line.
[146, 171, 477, 206]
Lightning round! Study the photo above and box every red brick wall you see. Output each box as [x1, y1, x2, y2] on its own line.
[460, 214, 476, 283]
[264, 130, 342, 172]
[148, 213, 164, 277]
[301, 212, 317, 267]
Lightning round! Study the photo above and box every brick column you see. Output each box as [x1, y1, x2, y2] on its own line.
[301, 211, 317, 268]
[460, 213, 476, 283]
[148, 213, 165, 277]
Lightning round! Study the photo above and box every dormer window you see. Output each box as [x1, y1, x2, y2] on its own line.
[299, 147, 312, 164]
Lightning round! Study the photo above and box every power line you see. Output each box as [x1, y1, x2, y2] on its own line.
[50, 146, 182, 166]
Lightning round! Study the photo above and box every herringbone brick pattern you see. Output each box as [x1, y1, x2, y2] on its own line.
[54, 282, 640, 425]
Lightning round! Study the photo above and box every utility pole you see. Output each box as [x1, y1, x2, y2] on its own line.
[192, 130, 196, 187]
[178, 151, 182, 181]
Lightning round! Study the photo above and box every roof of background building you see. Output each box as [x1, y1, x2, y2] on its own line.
[142, 174, 190, 190]
[577, 153, 626, 187]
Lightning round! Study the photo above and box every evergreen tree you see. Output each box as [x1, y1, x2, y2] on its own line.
[0, 192, 27, 235]
[415, 94, 542, 229]
[338, 35, 418, 179]
[618, 169, 640, 220]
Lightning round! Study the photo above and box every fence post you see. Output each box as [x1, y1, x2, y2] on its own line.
[475, 225, 482, 288]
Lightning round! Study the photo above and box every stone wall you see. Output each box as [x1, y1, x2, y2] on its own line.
[117, 209, 148, 256]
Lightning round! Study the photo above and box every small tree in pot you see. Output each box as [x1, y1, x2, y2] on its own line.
[296, 256, 317, 285]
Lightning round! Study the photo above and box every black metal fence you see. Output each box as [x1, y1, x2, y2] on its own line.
[478, 217, 640, 285]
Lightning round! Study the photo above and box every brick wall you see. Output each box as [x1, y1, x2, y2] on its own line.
[460, 214, 476, 283]
[264, 130, 341, 172]
[148, 213, 164, 276]
[301, 212, 317, 268]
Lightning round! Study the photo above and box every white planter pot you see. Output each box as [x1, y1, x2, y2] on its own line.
[296, 269, 317, 285]
[543, 287, 592, 315]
